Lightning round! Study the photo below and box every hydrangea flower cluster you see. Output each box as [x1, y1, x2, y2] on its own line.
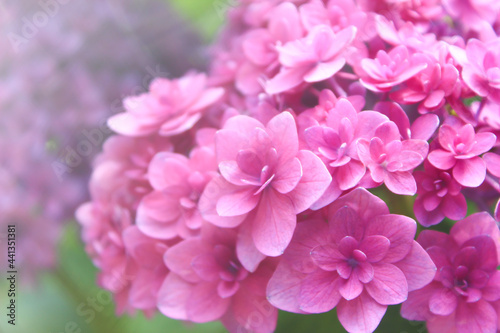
[0, 0, 201, 283]
[79, 0, 500, 332]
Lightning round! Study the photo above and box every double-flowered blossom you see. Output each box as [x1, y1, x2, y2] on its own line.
[109, 73, 224, 137]
[158, 225, 277, 333]
[428, 117, 496, 187]
[303, 98, 388, 207]
[267, 188, 436, 333]
[401, 212, 500, 333]
[414, 161, 467, 226]
[357, 120, 429, 195]
[136, 131, 218, 240]
[200, 111, 331, 265]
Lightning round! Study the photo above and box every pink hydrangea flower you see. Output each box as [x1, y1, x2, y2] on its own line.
[357, 45, 428, 92]
[76, 134, 171, 315]
[427, 120, 496, 187]
[136, 143, 217, 240]
[401, 212, 500, 333]
[484, 152, 500, 178]
[267, 188, 436, 333]
[108, 72, 224, 137]
[265, 25, 356, 94]
[158, 226, 277, 333]
[199, 111, 331, 264]
[390, 54, 459, 114]
[414, 161, 467, 227]
[303, 98, 388, 208]
[357, 120, 429, 195]
[462, 38, 500, 104]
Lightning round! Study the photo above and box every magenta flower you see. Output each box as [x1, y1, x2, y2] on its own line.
[199, 111, 331, 264]
[158, 226, 277, 333]
[401, 212, 500, 333]
[358, 45, 428, 92]
[265, 25, 356, 94]
[304, 98, 388, 208]
[428, 120, 496, 187]
[108, 72, 224, 137]
[414, 161, 467, 227]
[462, 38, 500, 105]
[267, 188, 436, 333]
[357, 121, 429, 195]
[390, 55, 459, 113]
[136, 144, 217, 240]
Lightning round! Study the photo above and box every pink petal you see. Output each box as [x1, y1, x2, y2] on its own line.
[400, 283, 440, 321]
[252, 189, 296, 256]
[394, 241, 436, 291]
[451, 212, 500, 257]
[236, 221, 266, 273]
[469, 132, 496, 156]
[285, 219, 331, 274]
[414, 197, 445, 227]
[411, 114, 440, 141]
[310, 244, 344, 271]
[429, 288, 458, 316]
[186, 282, 230, 322]
[339, 273, 364, 300]
[266, 262, 307, 313]
[164, 239, 206, 283]
[265, 67, 310, 95]
[199, 176, 248, 228]
[453, 157, 486, 187]
[359, 235, 390, 263]
[337, 291, 387, 333]
[328, 187, 390, 222]
[456, 299, 498, 333]
[267, 111, 299, 163]
[157, 273, 190, 320]
[273, 157, 303, 194]
[337, 160, 366, 190]
[299, 270, 342, 313]
[384, 171, 417, 195]
[365, 263, 408, 305]
[484, 153, 500, 177]
[303, 58, 346, 82]
[108, 112, 157, 137]
[191, 254, 220, 282]
[329, 206, 365, 243]
[223, 271, 278, 332]
[365, 214, 416, 263]
[441, 194, 467, 221]
[428, 149, 456, 170]
[288, 150, 332, 213]
[216, 188, 260, 217]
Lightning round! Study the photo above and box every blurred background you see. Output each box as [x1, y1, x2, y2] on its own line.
[0, 1, 428, 332]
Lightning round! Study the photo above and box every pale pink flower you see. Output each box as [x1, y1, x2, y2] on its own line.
[158, 226, 277, 333]
[199, 111, 331, 265]
[357, 121, 429, 195]
[428, 120, 496, 187]
[414, 161, 467, 227]
[357, 45, 428, 92]
[390, 55, 459, 113]
[484, 152, 500, 178]
[136, 144, 217, 240]
[266, 25, 356, 94]
[462, 38, 500, 104]
[401, 212, 500, 333]
[303, 98, 388, 208]
[267, 188, 436, 333]
[108, 72, 224, 137]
